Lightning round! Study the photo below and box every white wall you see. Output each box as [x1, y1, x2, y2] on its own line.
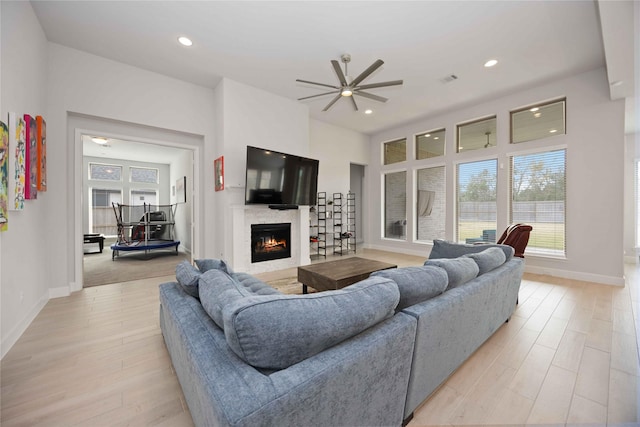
[0, 1, 50, 358]
[1, 2, 217, 356]
[309, 119, 370, 241]
[170, 149, 193, 253]
[214, 78, 310, 266]
[46, 43, 215, 297]
[368, 67, 626, 286]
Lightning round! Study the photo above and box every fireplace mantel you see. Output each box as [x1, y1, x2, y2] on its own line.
[231, 205, 310, 274]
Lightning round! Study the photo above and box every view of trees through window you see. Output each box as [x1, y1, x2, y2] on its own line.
[511, 149, 566, 255]
[456, 160, 497, 243]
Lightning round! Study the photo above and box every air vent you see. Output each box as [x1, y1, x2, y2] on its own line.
[440, 74, 458, 84]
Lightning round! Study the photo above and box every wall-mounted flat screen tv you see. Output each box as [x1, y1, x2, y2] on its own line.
[245, 146, 319, 206]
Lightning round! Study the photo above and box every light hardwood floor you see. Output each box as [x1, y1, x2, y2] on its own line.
[1, 249, 638, 426]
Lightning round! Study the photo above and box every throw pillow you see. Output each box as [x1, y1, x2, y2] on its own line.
[222, 276, 400, 370]
[194, 258, 235, 276]
[423, 257, 479, 290]
[462, 247, 507, 275]
[370, 266, 448, 310]
[175, 260, 201, 298]
[198, 269, 251, 329]
[429, 239, 514, 261]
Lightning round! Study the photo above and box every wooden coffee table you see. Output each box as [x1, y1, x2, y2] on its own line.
[297, 257, 397, 294]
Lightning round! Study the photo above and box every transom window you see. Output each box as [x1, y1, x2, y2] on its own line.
[457, 117, 497, 153]
[511, 99, 566, 144]
[416, 129, 445, 159]
[130, 166, 159, 184]
[89, 163, 122, 181]
[383, 139, 407, 165]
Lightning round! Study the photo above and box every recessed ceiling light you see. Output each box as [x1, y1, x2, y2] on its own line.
[549, 129, 557, 133]
[534, 112, 542, 118]
[92, 137, 108, 145]
[530, 107, 539, 112]
[434, 137, 439, 140]
[424, 134, 431, 138]
[178, 36, 193, 47]
[364, 109, 373, 115]
[484, 59, 498, 68]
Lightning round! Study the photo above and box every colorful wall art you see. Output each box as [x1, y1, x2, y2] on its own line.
[8, 112, 26, 210]
[36, 116, 46, 191]
[215, 156, 224, 191]
[0, 121, 8, 231]
[24, 114, 37, 200]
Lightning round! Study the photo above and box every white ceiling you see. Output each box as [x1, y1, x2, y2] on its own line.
[30, 0, 629, 139]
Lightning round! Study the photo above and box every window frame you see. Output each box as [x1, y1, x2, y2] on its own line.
[508, 145, 567, 258]
[510, 98, 566, 144]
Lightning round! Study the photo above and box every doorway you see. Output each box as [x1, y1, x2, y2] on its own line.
[350, 163, 365, 244]
[70, 113, 203, 291]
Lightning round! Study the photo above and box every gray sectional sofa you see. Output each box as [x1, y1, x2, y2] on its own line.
[159, 241, 524, 426]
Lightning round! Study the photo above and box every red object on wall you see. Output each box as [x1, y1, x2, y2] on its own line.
[215, 156, 224, 191]
[23, 115, 37, 200]
[36, 116, 46, 192]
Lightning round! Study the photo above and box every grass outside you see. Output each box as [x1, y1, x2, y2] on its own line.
[458, 221, 565, 251]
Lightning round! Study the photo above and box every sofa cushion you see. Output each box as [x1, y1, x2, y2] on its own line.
[198, 269, 252, 329]
[429, 239, 514, 261]
[370, 266, 448, 310]
[222, 276, 400, 370]
[175, 260, 201, 298]
[462, 247, 507, 275]
[194, 258, 235, 276]
[232, 272, 281, 296]
[423, 257, 479, 289]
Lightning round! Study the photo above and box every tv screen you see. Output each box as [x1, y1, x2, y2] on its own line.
[245, 146, 319, 206]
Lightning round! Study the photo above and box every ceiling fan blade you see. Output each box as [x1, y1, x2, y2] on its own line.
[353, 91, 388, 103]
[350, 96, 358, 111]
[296, 79, 340, 90]
[322, 93, 342, 111]
[350, 59, 384, 87]
[331, 60, 348, 86]
[356, 80, 404, 90]
[298, 90, 340, 101]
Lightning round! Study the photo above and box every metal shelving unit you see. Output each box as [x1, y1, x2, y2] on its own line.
[310, 192, 327, 259]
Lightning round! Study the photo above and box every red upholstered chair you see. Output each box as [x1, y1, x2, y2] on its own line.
[497, 224, 532, 258]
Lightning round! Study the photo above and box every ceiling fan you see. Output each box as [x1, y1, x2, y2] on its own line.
[296, 54, 403, 112]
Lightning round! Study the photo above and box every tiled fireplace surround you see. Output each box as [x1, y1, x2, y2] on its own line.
[231, 205, 311, 274]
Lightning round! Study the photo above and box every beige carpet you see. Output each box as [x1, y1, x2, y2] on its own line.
[83, 239, 190, 287]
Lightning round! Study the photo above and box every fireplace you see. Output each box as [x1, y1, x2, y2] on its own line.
[251, 223, 291, 263]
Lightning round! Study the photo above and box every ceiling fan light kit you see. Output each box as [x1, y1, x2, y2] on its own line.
[296, 54, 403, 112]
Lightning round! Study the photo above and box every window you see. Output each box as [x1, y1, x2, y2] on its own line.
[90, 188, 121, 236]
[383, 139, 406, 165]
[89, 163, 122, 181]
[457, 117, 497, 153]
[511, 149, 566, 256]
[511, 99, 566, 144]
[130, 167, 159, 184]
[456, 159, 497, 243]
[131, 189, 158, 206]
[384, 171, 406, 239]
[416, 166, 445, 241]
[416, 129, 445, 159]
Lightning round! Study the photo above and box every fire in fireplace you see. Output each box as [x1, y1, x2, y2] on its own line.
[251, 223, 291, 263]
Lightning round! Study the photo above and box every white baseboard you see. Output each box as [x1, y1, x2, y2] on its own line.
[50, 286, 71, 298]
[524, 264, 625, 287]
[1, 290, 49, 359]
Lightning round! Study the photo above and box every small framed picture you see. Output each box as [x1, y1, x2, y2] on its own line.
[176, 176, 186, 203]
[214, 156, 224, 191]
